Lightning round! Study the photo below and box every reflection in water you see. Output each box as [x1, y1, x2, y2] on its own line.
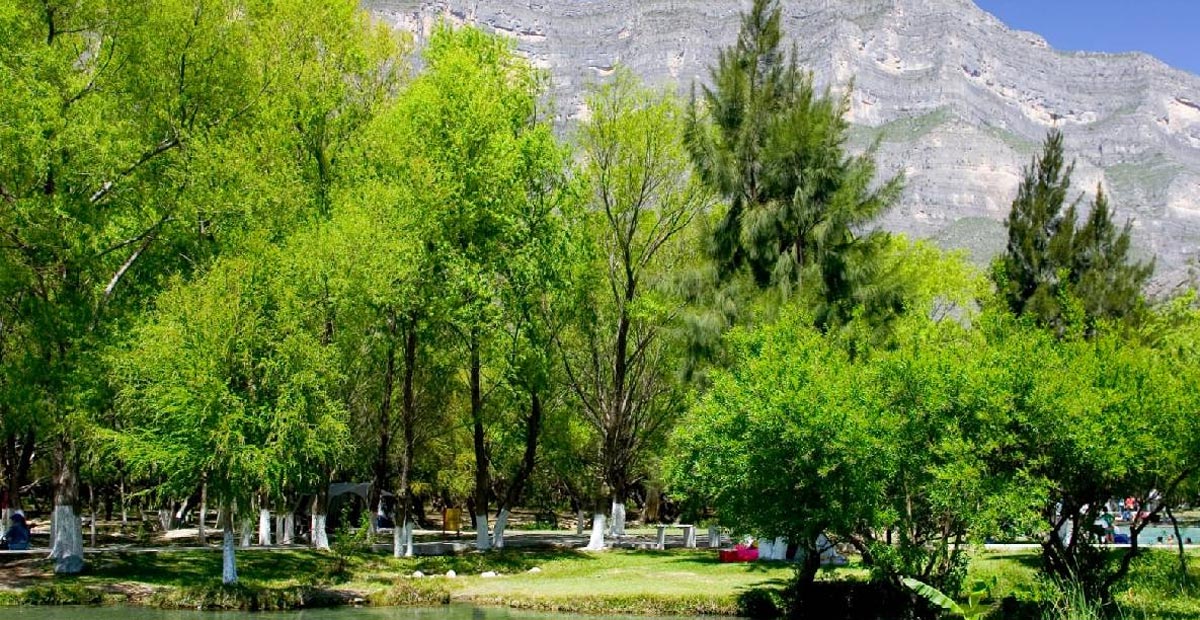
[0, 605, 694, 620]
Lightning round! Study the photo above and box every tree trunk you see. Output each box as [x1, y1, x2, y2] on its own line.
[586, 492, 607, 551]
[609, 498, 627, 537]
[1168, 506, 1188, 577]
[198, 483, 207, 546]
[221, 508, 237, 585]
[470, 332, 491, 551]
[88, 484, 97, 547]
[283, 513, 295, 545]
[49, 438, 84, 574]
[119, 475, 128, 529]
[494, 388, 544, 550]
[311, 482, 330, 550]
[372, 311, 399, 538]
[396, 320, 418, 558]
[258, 506, 271, 546]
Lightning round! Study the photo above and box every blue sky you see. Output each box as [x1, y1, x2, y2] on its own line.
[974, 1, 1200, 76]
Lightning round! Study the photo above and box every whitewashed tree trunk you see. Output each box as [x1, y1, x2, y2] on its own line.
[403, 520, 414, 557]
[274, 514, 285, 545]
[311, 513, 329, 550]
[282, 513, 294, 545]
[609, 501, 626, 537]
[222, 516, 238, 585]
[576, 510, 586, 536]
[240, 516, 253, 548]
[258, 508, 271, 546]
[50, 505, 84, 574]
[198, 484, 207, 546]
[709, 525, 722, 548]
[586, 513, 607, 550]
[475, 513, 491, 551]
[88, 485, 98, 548]
[492, 509, 510, 549]
[393, 519, 402, 558]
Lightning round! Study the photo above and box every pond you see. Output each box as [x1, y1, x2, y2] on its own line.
[0, 606, 676, 620]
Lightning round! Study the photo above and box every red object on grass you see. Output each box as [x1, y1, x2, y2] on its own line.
[719, 545, 759, 562]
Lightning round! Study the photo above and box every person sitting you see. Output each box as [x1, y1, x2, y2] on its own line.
[2, 512, 31, 550]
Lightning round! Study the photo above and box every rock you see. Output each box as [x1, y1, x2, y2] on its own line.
[481, 571, 499, 578]
[445, 570, 457, 578]
[367, 0, 1200, 289]
[528, 566, 542, 573]
[412, 570, 425, 578]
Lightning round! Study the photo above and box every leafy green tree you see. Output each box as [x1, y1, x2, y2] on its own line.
[565, 69, 711, 546]
[358, 23, 571, 550]
[110, 252, 349, 584]
[0, 0, 404, 572]
[994, 130, 1152, 333]
[685, 0, 903, 330]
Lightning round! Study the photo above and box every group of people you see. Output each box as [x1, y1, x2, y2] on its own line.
[0, 511, 30, 550]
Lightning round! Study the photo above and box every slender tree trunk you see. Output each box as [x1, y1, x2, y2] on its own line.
[49, 437, 84, 574]
[119, 475, 128, 529]
[494, 388, 544, 550]
[1168, 506, 1188, 577]
[373, 312, 399, 538]
[392, 320, 419, 558]
[470, 332, 491, 551]
[220, 507, 237, 585]
[88, 484, 97, 547]
[198, 482, 207, 546]
[283, 512, 295, 545]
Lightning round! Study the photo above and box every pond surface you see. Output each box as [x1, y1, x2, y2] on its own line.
[0, 606, 678, 620]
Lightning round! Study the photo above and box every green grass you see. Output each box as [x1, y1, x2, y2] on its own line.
[2, 547, 1198, 617]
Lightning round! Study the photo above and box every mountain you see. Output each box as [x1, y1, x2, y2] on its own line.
[365, 0, 1200, 289]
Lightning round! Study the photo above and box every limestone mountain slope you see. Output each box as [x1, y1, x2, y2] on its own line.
[366, 0, 1200, 288]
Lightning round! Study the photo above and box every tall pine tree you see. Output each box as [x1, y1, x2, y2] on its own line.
[995, 129, 1152, 333]
[685, 0, 903, 330]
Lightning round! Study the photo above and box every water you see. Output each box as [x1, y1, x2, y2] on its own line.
[0, 606, 671, 620]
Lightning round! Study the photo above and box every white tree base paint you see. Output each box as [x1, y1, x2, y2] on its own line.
[258, 509, 271, 546]
[708, 525, 722, 548]
[49, 504, 84, 574]
[282, 513, 295, 545]
[393, 520, 403, 558]
[274, 515, 285, 546]
[492, 509, 510, 549]
[312, 514, 329, 550]
[609, 501, 626, 537]
[240, 518, 254, 548]
[403, 520, 414, 557]
[585, 513, 607, 550]
[475, 513, 491, 551]
[757, 537, 787, 561]
[222, 524, 238, 584]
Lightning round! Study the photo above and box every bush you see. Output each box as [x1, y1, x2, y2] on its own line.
[738, 587, 785, 618]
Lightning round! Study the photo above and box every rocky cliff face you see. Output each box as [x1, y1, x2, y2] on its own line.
[365, 0, 1200, 289]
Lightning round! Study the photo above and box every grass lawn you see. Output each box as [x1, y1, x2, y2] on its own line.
[1, 546, 1198, 617]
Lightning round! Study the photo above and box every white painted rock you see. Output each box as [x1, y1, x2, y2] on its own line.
[445, 570, 457, 578]
[411, 571, 425, 578]
[528, 567, 542, 574]
[481, 571, 499, 578]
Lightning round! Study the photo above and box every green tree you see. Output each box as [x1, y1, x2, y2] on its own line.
[110, 252, 349, 584]
[994, 130, 1152, 333]
[0, 0, 404, 572]
[565, 70, 711, 547]
[360, 23, 571, 550]
[685, 0, 903, 330]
